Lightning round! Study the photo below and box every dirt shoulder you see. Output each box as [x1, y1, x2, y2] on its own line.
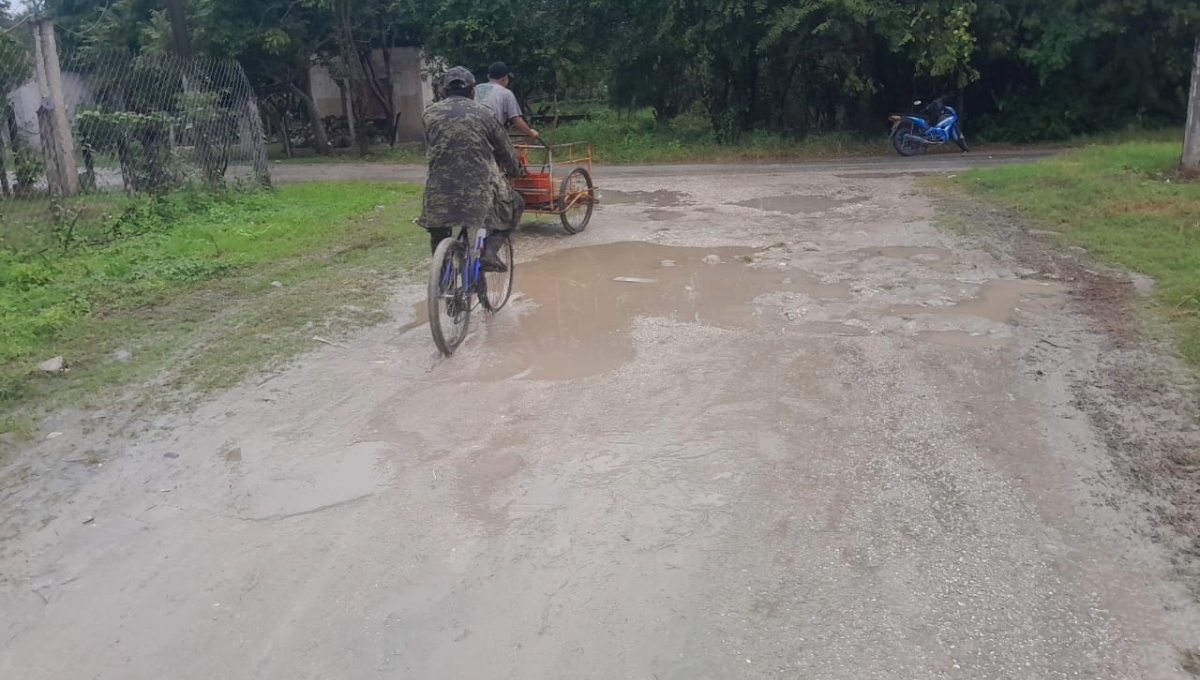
[930, 183, 1200, 600]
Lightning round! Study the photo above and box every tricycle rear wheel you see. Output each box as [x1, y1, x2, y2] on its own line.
[559, 168, 594, 234]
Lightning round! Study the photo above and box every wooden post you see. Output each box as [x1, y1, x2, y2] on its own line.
[1183, 37, 1200, 169]
[246, 97, 271, 187]
[30, 21, 58, 195]
[0, 128, 9, 198]
[31, 19, 78, 196]
[279, 107, 293, 159]
[339, 77, 357, 150]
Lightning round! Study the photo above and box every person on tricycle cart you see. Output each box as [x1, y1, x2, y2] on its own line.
[417, 66, 526, 273]
[475, 61, 540, 141]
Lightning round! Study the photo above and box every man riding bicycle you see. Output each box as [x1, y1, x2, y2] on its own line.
[418, 66, 526, 272]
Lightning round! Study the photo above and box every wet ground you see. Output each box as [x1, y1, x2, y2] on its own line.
[4, 158, 1200, 679]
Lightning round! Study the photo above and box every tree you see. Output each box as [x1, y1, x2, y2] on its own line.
[1184, 37, 1200, 169]
[203, 0, 335, 155]
[29, 0, 1200, 149]
[0, 22, 33, 197]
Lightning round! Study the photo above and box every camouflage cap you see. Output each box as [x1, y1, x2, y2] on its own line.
[443, 66, 476, 89]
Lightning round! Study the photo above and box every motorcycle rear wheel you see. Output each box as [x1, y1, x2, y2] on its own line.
[891, 124, 923, 157]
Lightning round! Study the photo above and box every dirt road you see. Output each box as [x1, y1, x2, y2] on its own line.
[3, 157, 1200, 678]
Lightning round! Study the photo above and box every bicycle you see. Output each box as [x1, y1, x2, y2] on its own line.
[427, 224, 515, 356]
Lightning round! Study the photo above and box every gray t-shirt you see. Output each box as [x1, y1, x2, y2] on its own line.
[475, 82, 523, 127]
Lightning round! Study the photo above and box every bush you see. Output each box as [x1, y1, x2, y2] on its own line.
[13, 145, 42, 186]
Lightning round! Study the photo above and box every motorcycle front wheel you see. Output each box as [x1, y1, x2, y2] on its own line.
[891, 124, 923, 157]
[954, 132, 969, 152]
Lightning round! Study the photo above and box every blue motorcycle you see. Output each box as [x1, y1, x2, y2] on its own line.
[888, 94, 968, 156]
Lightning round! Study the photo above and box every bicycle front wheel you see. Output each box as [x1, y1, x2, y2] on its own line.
[428, 237, 471, 356]
[478, 235, 514, 313]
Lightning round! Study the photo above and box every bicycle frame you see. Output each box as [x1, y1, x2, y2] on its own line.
[440, 226, 489, 304]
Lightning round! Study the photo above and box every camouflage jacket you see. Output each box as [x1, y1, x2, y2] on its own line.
[417, 96, 523, 232]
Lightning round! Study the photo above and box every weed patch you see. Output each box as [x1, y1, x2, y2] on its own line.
[0, 182, 426, 414]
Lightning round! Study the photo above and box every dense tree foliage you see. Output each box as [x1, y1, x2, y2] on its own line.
[33, 0, 1200, 144]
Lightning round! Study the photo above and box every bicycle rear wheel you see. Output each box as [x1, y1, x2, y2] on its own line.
[478, 235, 514, 312]
[428, 237, 471, 355]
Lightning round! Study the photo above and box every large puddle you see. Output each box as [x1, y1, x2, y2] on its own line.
[728, 194, 859, 214]
[645, 209, 686, 221]
[462, 242, 848, 381]
[915, 331, 1004, 349]
[889, 279, 1062, 323]
[849, 246, 960, 273]
[406, 242, 1063, 382]
[601, 189, 690, 207]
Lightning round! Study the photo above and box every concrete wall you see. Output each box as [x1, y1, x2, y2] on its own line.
[309, 59, 344, 120]
[308, 47, 433, 142]
[6, 72, 92, 149]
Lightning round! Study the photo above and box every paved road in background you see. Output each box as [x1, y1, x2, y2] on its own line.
[268, 148, 1061, 184]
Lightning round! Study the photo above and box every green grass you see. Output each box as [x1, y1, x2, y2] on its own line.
[0, 183, 426, 414]
[271, 108, 887, 165]
[548, 108, 883, 164]
[0, 414, 34, 438]
[1061, 127, 1184, 148]
[953, 140, 1200, 364]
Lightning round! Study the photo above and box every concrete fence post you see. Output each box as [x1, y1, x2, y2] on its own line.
[1183, 37, 1200, 169]
[30, 19, 78, 196]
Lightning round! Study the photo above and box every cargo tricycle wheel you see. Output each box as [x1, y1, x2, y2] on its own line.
[559, 168, 594, 234]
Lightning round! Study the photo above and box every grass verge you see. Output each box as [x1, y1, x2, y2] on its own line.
[950, 141, 1200, 365]
[548, 109, 883, 163]
[0, 182, 426, 416]
[272, 108, 888, 165]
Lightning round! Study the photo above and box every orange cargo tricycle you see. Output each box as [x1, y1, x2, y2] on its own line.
[510, 139, 598, 234]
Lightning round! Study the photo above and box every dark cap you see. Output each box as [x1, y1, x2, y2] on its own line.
[443, 66, 476, 89]
[487, 61, 512, 80]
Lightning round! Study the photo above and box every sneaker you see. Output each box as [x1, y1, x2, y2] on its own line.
[480, 249, 508, 273]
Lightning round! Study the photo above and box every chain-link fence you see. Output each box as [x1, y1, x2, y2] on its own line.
[63, 50, 269, 193]
[0, 20, 268, 203]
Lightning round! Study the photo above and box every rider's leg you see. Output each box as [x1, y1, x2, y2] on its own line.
[481, 189, 523, 272]
[428, 227, 452, 256]
[509, 189, 525, 229]
[481, 231, 509, 273]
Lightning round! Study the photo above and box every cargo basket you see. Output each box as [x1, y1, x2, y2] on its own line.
[513, 171, 553, 206]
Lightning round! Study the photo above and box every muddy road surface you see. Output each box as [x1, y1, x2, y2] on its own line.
[4, 159, 1200, 679]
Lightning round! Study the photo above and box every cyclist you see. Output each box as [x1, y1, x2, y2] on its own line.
[418, 66, 525, 272]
